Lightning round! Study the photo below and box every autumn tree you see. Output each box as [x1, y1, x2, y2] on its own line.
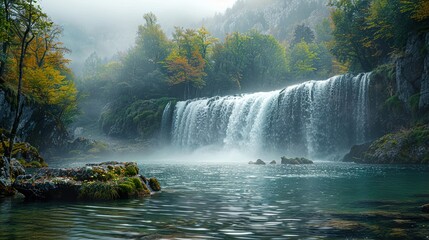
[164, 27, 214, 99]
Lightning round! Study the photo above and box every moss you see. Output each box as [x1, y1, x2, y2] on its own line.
[100, 97, 176, 138]
[131, 177, 143, 190]
[0, 141, 47, 168]
[117, 177, 148, 197]
[383, 95, 404, 112]
[409, 93, 421, 113]
[78, 182, 120, 200]
[149, 178, 161, 191]
[124, 164, 138, 176]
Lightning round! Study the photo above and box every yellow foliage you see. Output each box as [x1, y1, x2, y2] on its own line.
[401, 0, 429, 21]
[4, 30, 78, 123]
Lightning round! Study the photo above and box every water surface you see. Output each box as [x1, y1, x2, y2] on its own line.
[1, 161, 428, 239]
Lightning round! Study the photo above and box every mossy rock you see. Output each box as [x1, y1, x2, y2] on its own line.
[14, 162, 157, 201]
[148, 178, 161, 192]
[0, 141, 47, 168]
[361, 124, 429, 164]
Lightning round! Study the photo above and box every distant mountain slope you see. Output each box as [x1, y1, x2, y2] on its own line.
[200, 0, 329, 41]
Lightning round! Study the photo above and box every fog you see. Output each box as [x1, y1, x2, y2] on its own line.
[39, 0, 237, 73]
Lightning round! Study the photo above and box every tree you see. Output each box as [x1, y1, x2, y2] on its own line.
[291, 24, 315, 45]
[401, 0, 429, 22]
[315, 18, 333, 43]
[288, 40, 319, 79]
[0, 0, 13, 82]
[119, 12, 170, 100]
[329, 0, 379, 72]
[163, 27, 214, 99]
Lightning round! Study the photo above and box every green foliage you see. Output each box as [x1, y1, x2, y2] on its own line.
[329, 0, 422, 72]
[207, 31, 288, 93]
[315, 18, 333, 43]
[292, 24, 315, 45]
[409, 93, 421, 113]
[100, 97, 175, 138]
[288, 40, 318, 79]
[0, 141, 47, 168]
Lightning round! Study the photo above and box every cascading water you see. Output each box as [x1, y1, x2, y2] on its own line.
[162, 73, 372, 158]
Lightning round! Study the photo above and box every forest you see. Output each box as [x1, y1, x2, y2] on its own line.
[1, 0, 429, 239]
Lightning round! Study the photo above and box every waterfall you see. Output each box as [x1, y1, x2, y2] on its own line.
[163, 73, 372, 158]
[160, 102, 173, 143]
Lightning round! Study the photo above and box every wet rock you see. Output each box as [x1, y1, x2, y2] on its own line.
[13, 161, 160, 201]
[342, 142, 371, 162]
[249, 159, 266, 165]
[10, 159, 25, 178]
[270, 160, 276, 164]
[281, 157, 313, 164]
[148, 178, 161, 192]
[351, 125, 429, 164]
[422, 204, 429, 213]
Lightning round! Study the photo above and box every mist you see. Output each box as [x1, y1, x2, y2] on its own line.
[39, 0, 237, 73]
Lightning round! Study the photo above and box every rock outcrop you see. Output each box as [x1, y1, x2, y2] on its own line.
[0, 89, 69, 151]
[396, 32, 429, 110]
[343, 124, 429, 164]
[0, 141, 47, 168]
[13, 161, 161, 201]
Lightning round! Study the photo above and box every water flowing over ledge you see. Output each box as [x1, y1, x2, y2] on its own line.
[162, 73, 371, 158]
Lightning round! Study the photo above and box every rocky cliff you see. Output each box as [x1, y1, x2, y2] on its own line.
[396, 32, 429, 110]
[0, 89, 68, 152]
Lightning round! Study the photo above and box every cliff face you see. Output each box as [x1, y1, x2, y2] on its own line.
[0, 89, 68, 152]
[396, 32, 429, 110]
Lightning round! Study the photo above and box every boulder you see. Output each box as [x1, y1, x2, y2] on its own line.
[354, 125, 429, 164]
[281, 157, 313, 164]
[13, 161, 160, 201]
[342, 142, 371, 163]
[0, 141, 47, 168]
[270, 160, 276, 164]
[148, 178, 161, 192]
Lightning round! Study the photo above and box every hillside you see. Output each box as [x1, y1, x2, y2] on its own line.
[200, 0, 330, 41]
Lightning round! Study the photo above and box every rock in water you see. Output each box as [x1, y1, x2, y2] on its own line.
[281, 157, 313, 165]
[270, 160, 276, 164]
[255, 159, 266, 165]
[13, 161, 161, 201]
[342, 142, 371, 162]
[345, 125, 429, 164]
[249, 159, 266, 165]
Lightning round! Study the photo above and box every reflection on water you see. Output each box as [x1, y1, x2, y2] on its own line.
[1, 162, 429, 239]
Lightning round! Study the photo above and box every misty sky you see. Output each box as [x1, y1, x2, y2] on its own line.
[39, 0, 237, 72]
